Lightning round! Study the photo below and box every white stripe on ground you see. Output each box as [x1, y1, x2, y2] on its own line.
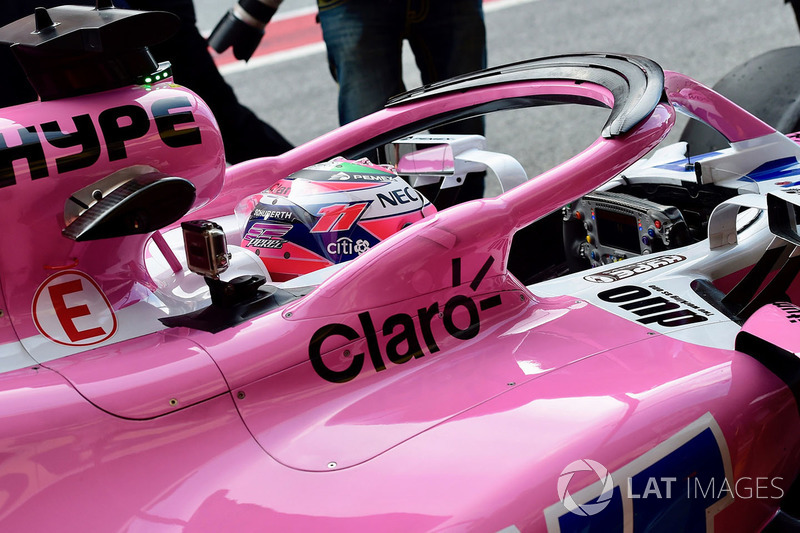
[272, 5, 318, 21]
[485, 0, 542, 13]
[218, 0, 541, 75]
[219, 42, 327, 75]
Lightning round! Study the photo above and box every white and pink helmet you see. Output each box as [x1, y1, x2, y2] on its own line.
[239, 158, 436, 281]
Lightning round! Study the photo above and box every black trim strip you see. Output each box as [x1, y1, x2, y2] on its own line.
[690, 278, 742, 323]
[386, 53, 667, 139]
[740, 253, 800, 319]
[721, 245, 792, 316]
[343, 96, 606, 160]
[736, 331, 800, 415]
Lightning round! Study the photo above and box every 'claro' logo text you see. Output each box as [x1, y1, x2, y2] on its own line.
[308, 256, 505, 383]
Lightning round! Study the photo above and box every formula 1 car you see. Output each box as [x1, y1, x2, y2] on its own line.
[0, 3, 799, 533]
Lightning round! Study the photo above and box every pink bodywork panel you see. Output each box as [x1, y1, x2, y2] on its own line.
[664, 70, 776, 142]
[740, 302, 800, 355]
[0, 304, 796, 531]
[0, 67, 797, 532]
[0, 81, 225, 340]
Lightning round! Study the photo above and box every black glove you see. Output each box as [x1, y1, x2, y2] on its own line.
[208, 0, 278, 62]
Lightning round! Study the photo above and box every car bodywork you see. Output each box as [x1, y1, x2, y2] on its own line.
[0, 5, 799, 532]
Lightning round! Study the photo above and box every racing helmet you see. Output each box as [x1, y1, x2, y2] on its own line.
[238, 158, 436, 281]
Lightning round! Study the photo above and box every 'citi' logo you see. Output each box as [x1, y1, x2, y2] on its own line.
[308, 256, 503, 383]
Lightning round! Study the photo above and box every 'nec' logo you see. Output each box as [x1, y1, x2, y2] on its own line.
[32, 270, 117, 346]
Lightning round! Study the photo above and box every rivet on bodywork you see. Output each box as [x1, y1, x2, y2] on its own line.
[237, 391, 246, 400]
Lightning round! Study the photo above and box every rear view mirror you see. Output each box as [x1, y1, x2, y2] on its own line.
[767, 188, 800, 246]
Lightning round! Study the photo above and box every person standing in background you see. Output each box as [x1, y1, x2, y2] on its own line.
[787, 0, 800, 30]
[316, 0, 486, 134]
[210, 0, 487, 196]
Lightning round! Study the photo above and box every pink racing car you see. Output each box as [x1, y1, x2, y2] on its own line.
[0, 3, 799, 532]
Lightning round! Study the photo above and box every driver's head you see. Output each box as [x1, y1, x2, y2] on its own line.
[239, 158, 436, 281]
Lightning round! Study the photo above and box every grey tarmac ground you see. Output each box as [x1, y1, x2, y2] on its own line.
[194, 0, 800, 176]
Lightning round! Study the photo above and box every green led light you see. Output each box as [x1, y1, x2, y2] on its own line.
[154, 74, 161, 81]
[144, 77, 152, 83]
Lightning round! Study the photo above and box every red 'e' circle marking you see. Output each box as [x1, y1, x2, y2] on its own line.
[31, 270, 118, 347]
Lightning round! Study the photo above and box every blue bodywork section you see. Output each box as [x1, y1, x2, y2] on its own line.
[744, 157, 800, 186]
[556, 427, 728, 533]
